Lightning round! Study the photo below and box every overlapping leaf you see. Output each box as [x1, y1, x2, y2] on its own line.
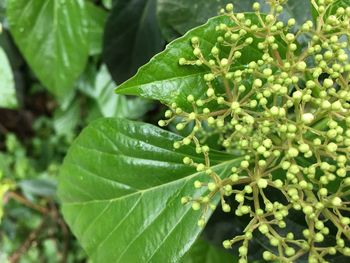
[0, 47, 17, 109]
[116, 14, 266, 110]
[181, 239, 236, 262]
[7, 0, 89, 98]
[103, 0, 165, 84]
[58, 118, 241, 262]
[86, 2, 107, 56]
[157, 0, 312, 42]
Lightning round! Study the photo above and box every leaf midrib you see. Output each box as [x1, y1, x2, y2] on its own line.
[62, 157, 241, 206]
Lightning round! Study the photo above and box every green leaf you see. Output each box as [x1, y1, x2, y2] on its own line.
[0, 47, 17, 109]
[0, 0, 6, 23]
[58, 118, 240, 262]
[157, 0, 312, 42]
[102, 0, 112, 10]
[325, 0, 350, 17]
[94, 65, 153, 119]
[116, 15, 265, 110]
[103, 0, 165, 84]
[181, 239, 236, 262]
[311, 0, 350, 22]
[7, 0, 89, 98]
[157, 0, 232, 42]
[19, 178, 57, 198]
[86, 2, 107, 56]
[53, 100, 80, 136]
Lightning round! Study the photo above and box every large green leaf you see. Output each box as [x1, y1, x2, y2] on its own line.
[103, 0, 165, 84]
[116, 14, 265, 110]
[0, 47, 17, 109]
[181, 239, 236, 263]
[58, 118, 240, 262]
[7, 0, 89, 98]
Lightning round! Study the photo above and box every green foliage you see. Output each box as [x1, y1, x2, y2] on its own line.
[58, 117, 240, 262]
[103, 0, 165, 84]
[157, 0, 233, 41]
[1, 0, 350, 262]
[181, 239, 237, 262]
[0, 47, 17, 108]
[60, 0, 350, 262]
[86, 2, 107, 56]
[116, 14, 265, 110]
[7, 0, 89, 98]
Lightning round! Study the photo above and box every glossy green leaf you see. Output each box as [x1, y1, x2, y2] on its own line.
[7, 0, 89, 98]
[116, 15, 265, 110]
[0, 47, 17, 109]
[86, 2, 107, 55]
[58, 118, 241, 262]
[181, 239, 236, 263]
[103, 0, 165, 84]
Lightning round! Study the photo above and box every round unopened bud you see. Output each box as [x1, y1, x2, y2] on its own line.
[197, 218, 205, 227]
[222, 203, 231, 212]
[301, 113, 314, 124]
[181, 197, 189, 204]
[179, 58, 187, 65]
[193, 47, 201, 56]
[331, 196, 342, 207]
[191, 201, 201, 210]
[225, 3, 234, 12]
[323, 78, 333, 88]
[208, 182, 217, 191]
[263, 251, 274, 260]
[183, 157, 192, 164]
[257, 178, 268, 188]
[191, 37, 199, 44]
[296, 61, 307, 71]
[223, 240, 231, 249]
[194, 180, 202, 188]
[252, 2, 260, 11]
[288, 18, 296, 26]
[258, 224, 269, 234]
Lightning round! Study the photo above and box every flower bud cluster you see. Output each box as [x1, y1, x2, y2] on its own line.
[159, 1, 350, 262]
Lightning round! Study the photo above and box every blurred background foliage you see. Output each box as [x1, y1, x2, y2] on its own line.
[0, 0, 315, 262]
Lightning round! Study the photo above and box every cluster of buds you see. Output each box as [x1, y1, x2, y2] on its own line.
[158, 0, 350, 262]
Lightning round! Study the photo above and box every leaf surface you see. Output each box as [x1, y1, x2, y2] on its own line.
[157, 0, 312, 42]
[157, 0, 232, 41]
[116, 14, 265, 110]
[103, 0, 165, 84]
[181, 238, 236, 263]
[94, 65, 153, 119]
[7, 0, 89, 98]
[86, 2, 107, 56]
[58, 118, 240, 262]
[0, 47, 17, 109]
